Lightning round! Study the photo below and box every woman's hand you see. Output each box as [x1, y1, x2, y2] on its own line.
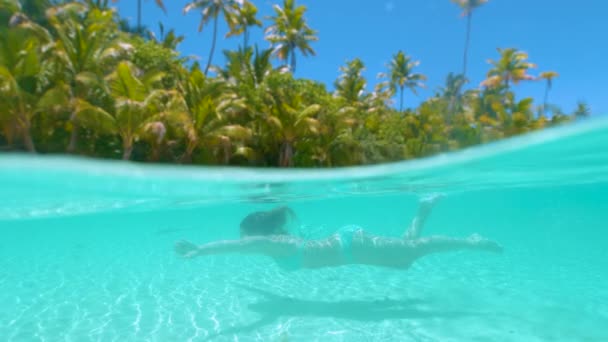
[174, 240, 200, 258]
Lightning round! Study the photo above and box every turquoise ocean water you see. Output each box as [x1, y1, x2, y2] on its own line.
[1, 118, 608, 341]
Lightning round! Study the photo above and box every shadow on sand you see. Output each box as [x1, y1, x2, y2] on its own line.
[204, 284, 478, 340]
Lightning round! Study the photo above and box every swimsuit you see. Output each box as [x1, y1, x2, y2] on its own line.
[274, 225, 362, 271]
[336, 225, 362, 264]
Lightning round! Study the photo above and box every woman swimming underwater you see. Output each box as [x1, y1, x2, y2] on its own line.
[174, 195, 503, 271]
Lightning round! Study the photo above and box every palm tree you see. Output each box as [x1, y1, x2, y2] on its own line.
[175, 65, 254, 164]
[105, 61, 171, 160]
[110, 0, 166, 31]
[183, 0, 240, 76]
[451, 0, 488, 79]
[380, 50, 426, 111]
[438, 72, 467, 120]
[0, 26, 42, 152]
[334, 58, 367, 104]
[45, 3, 129, 153]
[152, 22, 185, 50]
[573, 101, 590, 119]
[538, 71, 558, 116]
[510, 97, 535, 136]
[2, 8, 67, 151]
[226, 0, 261, 50]
[265, 0, 318, 73]
[258, 73, 321, 167]
[313, 107, 361, 167]
[218, 45, 274, 87]
[481, 48, 536, 92]
[248, 46, 274, 86]
[0, 0, 23, 14]
[85, 0, 112, 10]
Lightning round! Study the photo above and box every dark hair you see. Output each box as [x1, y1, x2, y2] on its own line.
[240, 206, 296, 237]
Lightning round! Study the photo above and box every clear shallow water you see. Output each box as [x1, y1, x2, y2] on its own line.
[1, 118, 608, 341]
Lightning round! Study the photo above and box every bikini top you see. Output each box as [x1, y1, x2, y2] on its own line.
[336, 225, 361, 264]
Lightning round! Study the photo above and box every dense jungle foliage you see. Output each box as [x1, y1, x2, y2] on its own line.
[0, 0, 590, 167]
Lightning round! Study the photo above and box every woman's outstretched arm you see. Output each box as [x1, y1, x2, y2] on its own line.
[174, 235, 301, 259]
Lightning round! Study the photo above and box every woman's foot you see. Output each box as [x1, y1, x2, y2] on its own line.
[415, 192, 446, 221]
[403, 193, 446, 240]
[468, 233, 504, 253]
[420, 193, 445, 209]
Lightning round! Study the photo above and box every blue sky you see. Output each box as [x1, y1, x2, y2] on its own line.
[113, 0, 607, 115]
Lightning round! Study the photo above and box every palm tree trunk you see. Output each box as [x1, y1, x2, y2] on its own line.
[137, 0, 142, 30]
[542, 82, 550, 117]
[448, 95, 456, 121]
[122, 140, 133, 160]
[22, 124, 36, 153]
[244, 27, 249, 50]
[279, 141, 293, 167]
[67, 128, 78, 153]
[181, 140, 196, 163]
[149, 142, 161, 162]
[204, 16, 219, 76]
[1, 118, 17, 148]
[399, 86, 404, 112]
[290, 44, 296, 73]
[17, 114, 36, 153]
[223, 144, 231, 165]
[67, 110, 79, 153]
[462, 13, 472, 79]
[180, 152, 193, 164]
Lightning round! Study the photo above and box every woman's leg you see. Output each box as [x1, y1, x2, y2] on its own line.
[403, 193, 444, 240]
[412, 234, 503, 259]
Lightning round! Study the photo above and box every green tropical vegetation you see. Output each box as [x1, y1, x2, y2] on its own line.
[0, 0, 588, 167]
